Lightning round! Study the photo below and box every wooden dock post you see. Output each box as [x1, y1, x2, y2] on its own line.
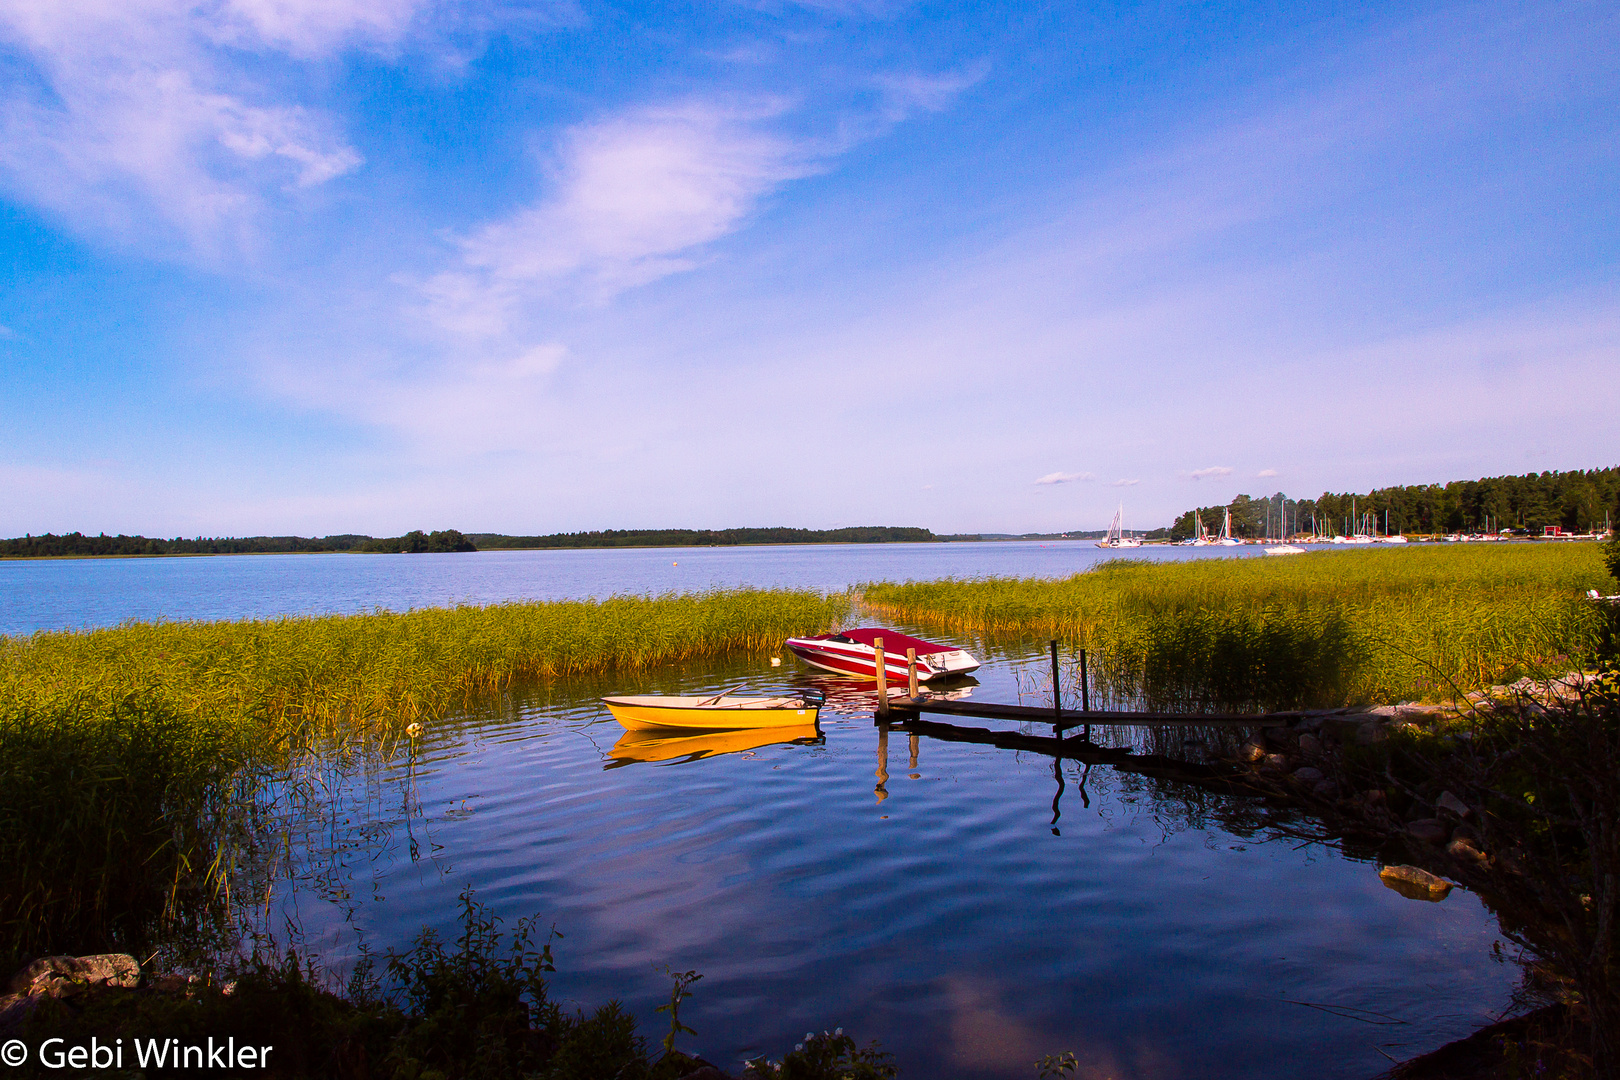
[1080, 648, 1091, 741]
[907, 647, 918, 697]
[1049, 639, 1062, 737]
[874, 637, 888, 716]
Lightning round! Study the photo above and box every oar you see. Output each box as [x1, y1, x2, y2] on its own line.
[698, 684, 750, 707]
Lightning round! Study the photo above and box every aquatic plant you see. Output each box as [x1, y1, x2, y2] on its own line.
[0, 588, 848, 958]
[20, 891, 713, 1080]
[864, 544, 1610, 708]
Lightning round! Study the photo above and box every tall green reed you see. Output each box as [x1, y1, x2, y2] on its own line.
[864, 545, 1610, 709]
[0, 588, 849, 959]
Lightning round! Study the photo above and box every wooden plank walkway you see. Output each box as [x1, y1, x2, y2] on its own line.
[881, 715, 1257, 793]
[883, 695, 1297, 732]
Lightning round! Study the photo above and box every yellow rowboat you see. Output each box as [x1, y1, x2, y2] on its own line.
[606, 725, 821, 765]
[602, 688, 824, 731]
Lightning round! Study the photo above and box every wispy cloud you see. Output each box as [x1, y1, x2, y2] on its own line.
[1258, 468, 1279, 478]
[0, 0, 402, 251]
[1188, 466, 1232, 480]
[420, 100, 820, 332]
[1106, 478, 1139, 487]
[1034, 471, 1093, 485]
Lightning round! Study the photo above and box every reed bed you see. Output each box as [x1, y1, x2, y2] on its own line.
[864, 544, 1613, 709]
[0, 587, 848, 958]
[0, 588, 849, 742]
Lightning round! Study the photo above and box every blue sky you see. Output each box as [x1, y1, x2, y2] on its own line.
[0, 0, 1615, 537]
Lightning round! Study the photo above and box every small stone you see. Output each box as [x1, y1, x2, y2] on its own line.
[1312, 780, 1339, 799]
[1237, 741, 1265, 763]
[1292, 766, 1325, 783]
[1436, 791, 1471, 819]
[1362, 788, 1387, 805]
[1407, 819, 1448, 844]
[1379, 864, 1452, 901]
[1447, 838, 1488, 866]
[1297, 734, 1322, 758]
[1262, 753, 1289, 771]
[1263, 726, 1294, 746]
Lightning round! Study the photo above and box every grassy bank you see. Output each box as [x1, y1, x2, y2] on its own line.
[864, 544, 1613, 709]
[0, 588, 849, 957]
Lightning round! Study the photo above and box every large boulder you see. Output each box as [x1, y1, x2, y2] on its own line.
[8, 954, 140, 997]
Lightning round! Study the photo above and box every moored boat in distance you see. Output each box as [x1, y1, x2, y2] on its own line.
[1096, 503, 1142, 548]
[785, 628, 980, 682]
[1264, 544, 1306, 555]
[603, 687, 824, 730]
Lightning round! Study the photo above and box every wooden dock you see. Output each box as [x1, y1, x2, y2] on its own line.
[882, 694, 1296, 732]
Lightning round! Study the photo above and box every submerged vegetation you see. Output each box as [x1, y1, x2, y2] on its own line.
[0, 588, 848, 959]
[865, 544, 1613, 710]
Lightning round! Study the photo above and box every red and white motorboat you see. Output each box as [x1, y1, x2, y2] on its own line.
[784, 628, 980, 682]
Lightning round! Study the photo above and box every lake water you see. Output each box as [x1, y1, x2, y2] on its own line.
[0, 540, 1291, 637]
[3, 542, 1509, 1077]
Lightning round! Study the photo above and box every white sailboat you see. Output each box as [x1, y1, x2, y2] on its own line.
[1214, 507, 1240, 546]
[1178, 513, 1213, 546]
[1096, 503, 1142, 548]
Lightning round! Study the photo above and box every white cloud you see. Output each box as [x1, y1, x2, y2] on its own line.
[1258, 468, 1279, 477]
[421, 101, 819, 331]
[1188, 466, 1232, 480]
[871, 67, 985, 124]
[1106, 478, 1139, 487]
[205, 0, 423, 57]
[1034, 471, 1092, 485]
[0, 0, 411, 251]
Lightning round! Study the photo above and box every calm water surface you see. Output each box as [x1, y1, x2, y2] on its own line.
[265, 638, 1513, 1080]
[5, 543, 1504, 1076]
[0, 540, 1307, 636]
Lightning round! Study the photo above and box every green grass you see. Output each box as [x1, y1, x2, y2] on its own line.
[0, 588, 849, 958]
[864, 544, 1614, 710]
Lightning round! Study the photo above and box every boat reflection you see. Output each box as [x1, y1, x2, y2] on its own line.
[605, 724, 823, 767]
[808, 673, 979, 708]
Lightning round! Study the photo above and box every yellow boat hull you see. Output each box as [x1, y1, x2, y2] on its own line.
[603, 694, 821, 731]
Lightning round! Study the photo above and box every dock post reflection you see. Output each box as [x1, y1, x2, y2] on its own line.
[1050, 757, 1064, 834]
[908, 732, 920, 779]
[1050, 760, 1093, 836]
[875, 722, 890, 803]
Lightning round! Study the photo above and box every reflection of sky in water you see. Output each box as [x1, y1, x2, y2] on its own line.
[262, 631, 1517, 1080]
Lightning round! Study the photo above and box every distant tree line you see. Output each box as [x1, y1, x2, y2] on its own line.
[0, 533, 371, 558]
[0, 530, 475, 558]
[1170, 467, 1620, 540]
[1, 526, 936, 558]
[469, 526, 936, 548]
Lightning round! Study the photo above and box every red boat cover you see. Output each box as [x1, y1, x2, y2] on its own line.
[805, 627, 954, 656]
